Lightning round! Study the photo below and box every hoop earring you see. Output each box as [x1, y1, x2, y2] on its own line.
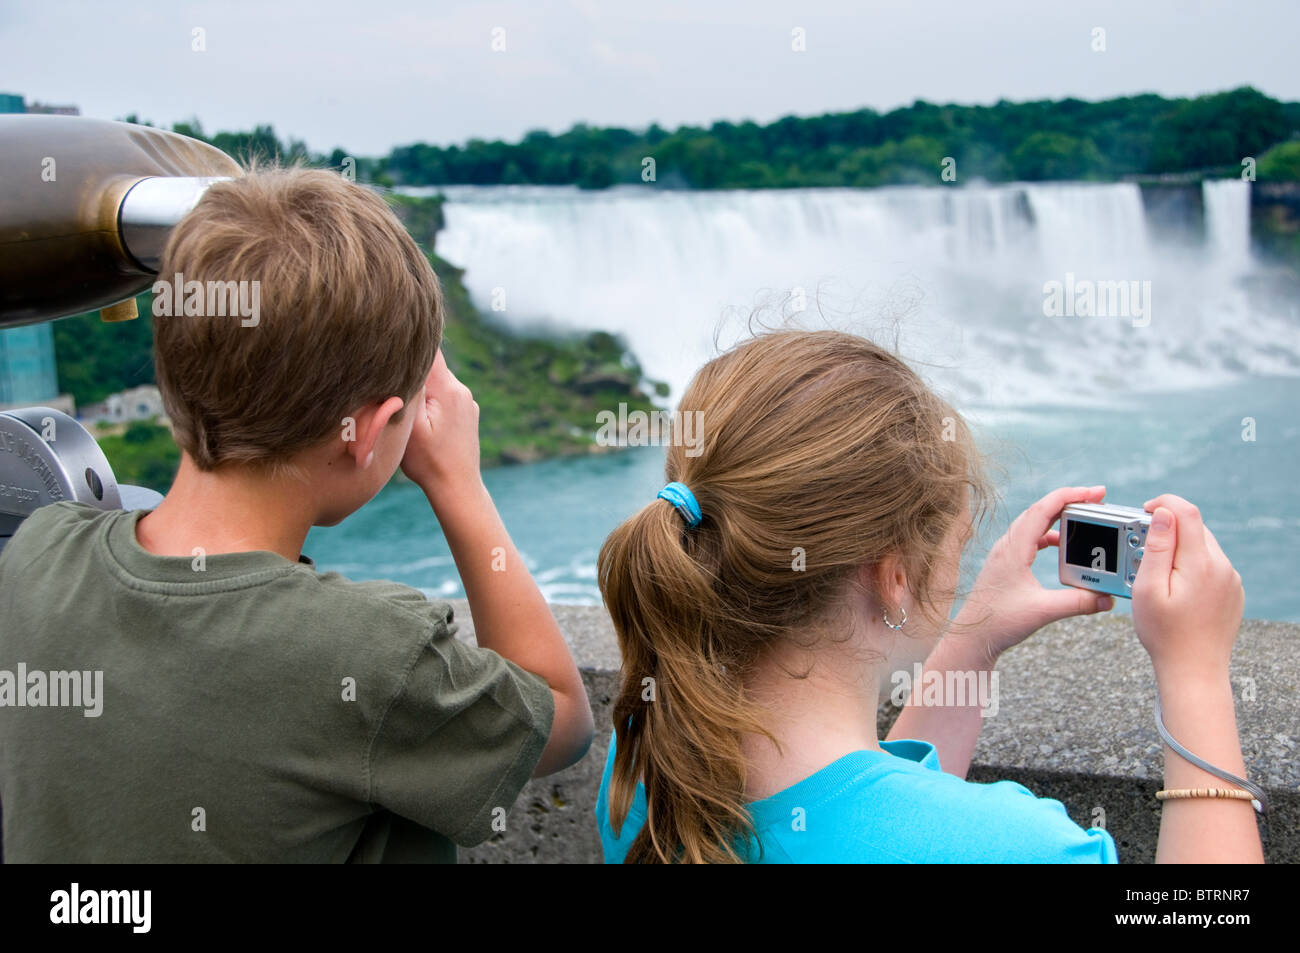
[883, 605, 907, 631]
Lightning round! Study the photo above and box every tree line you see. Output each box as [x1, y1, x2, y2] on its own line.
[127, 86, 1300, 189]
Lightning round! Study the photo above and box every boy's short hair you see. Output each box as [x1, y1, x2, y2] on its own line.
[153, 166, 443, 473]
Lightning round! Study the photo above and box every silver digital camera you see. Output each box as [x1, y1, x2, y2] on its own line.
[1058, 503, 1151, 599]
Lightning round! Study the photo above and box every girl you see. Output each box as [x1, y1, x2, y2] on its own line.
[595, 329, 1263, 863]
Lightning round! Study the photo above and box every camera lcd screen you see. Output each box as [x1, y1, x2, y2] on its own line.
[1064, 519, 1118, 573]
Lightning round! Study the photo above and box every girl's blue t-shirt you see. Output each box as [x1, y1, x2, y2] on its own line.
[594, 731, 1118, 863]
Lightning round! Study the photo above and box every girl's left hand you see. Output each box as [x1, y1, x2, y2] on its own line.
[948, 485, 1116, 667]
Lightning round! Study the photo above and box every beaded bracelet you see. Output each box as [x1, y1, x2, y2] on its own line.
[1156, 787, 1257, 804]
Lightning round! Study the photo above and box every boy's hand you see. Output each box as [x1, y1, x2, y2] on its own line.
[1132, 494, 1243, 682]
[407, 350, 595, 776]
[949, 485, 1114, 666]
[401, 349, 482, 503]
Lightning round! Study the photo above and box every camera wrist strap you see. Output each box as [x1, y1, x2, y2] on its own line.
[1154, 695, 1268, 814]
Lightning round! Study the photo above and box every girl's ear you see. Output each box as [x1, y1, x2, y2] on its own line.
[869, 555, 908, 619]
[345, 396, 405, 469]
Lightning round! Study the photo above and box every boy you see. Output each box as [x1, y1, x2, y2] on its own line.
[0, 167, 594, 862]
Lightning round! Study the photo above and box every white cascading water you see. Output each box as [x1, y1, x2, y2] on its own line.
[1202, 178, 1253, 277]
[432, 181, 1297, 408]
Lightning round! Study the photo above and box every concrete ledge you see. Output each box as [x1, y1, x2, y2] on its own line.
[450, 601, 1298, 863]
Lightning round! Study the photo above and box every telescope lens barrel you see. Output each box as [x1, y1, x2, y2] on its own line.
[118, 176, 231, 271]
[0, 115, 242, 326]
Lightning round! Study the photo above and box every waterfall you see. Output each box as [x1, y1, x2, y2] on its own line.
[1202, 179, 1252, 275]
[432, 182, 1296, 408]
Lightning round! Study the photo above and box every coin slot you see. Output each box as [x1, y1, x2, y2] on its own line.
[84, 467, 104, 500]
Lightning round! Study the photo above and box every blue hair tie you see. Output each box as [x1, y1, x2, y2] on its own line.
[657, 481, 702, 528]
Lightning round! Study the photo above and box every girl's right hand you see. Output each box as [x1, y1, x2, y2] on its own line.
[1131, 494, 1244, 682]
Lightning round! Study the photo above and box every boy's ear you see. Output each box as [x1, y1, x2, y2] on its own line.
[343, 396, 406, 469]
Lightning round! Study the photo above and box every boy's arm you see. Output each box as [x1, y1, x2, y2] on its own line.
[400, 350, 593, 778]
[426, 477, 594, 777]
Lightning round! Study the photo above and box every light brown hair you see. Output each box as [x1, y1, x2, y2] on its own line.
[597, 329, 992, 863]
[153, 165, 442, 474]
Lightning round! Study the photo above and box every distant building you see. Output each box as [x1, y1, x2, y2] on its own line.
[0, 92, 80, 115]
[25, 101, 80, 116]
[79, 385, 168, 426]
[0, 322, 65, 410]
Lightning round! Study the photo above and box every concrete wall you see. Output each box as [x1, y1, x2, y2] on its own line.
[453, 602, 1298, 864]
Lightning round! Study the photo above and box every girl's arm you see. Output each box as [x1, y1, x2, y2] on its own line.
[1132, 495, 1263, 863]
[885, 632, 994, 777]
[887, 485, 1115, 776]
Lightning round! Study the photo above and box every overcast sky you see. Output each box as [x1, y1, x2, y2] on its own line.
[2, 0, 1297, 156]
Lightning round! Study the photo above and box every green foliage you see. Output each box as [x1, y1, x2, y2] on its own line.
[1258, 141, 1300, 181]
[143, 116, 314, 168]
[833, 135, 952, 186]
[122, 87, 1298, 192]
[346, 87, 1299, 189]
[121, 419, 156, 444]
[577, 156, 615, 190]
[1149, 87, 1289, 173]
[1010, 132, 1106, 181]
[1253, 141, 1300, 267]
[384, 192, 445, 246]
[51, 292, 157, 405]
[96, 420, 180, 493]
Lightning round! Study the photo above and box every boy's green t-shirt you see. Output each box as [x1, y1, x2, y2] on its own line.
[0, 501, 555, 863]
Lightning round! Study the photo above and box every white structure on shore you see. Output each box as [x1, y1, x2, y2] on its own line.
[80, 385, 167, 425]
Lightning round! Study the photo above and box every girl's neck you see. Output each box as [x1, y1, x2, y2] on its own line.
[739, 637, 883, 802]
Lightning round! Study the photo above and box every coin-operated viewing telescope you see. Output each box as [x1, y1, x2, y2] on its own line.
[0, 115, 243, 554]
